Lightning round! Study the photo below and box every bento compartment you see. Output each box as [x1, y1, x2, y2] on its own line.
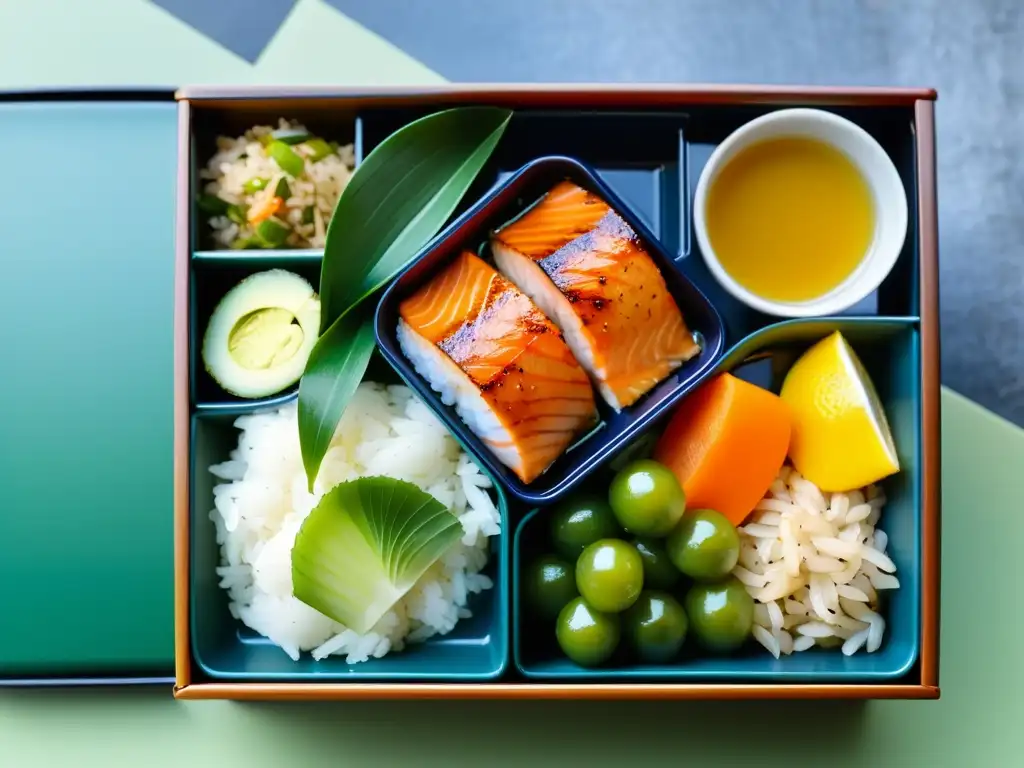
[190, 258, 324, 410]
[374, 156, 725, 507]
[189, 405, 510, 682]
[513, 317, 920, 682]
[359, 109, 686, 254]
[680, 105, 919, 341]
[189, 103, 361, 254]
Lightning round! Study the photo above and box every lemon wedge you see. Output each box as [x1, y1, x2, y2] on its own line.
[780, 331, 899, 492]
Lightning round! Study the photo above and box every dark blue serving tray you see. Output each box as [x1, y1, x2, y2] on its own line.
[375, 155, 726, 506]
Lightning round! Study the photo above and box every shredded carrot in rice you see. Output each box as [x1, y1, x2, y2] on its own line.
[248, 195, 283, 224]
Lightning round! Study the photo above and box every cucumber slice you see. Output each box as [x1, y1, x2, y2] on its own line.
[201, 269, 321, 398]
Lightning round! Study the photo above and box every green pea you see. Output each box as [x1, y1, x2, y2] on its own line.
[523, 555, 578, 621]
[684, 577, 754, 653]
[666, 508, 740, 582]
[556, 597, 620, 667]
[609, 459, 686, 537]
[632, 537, 680, 591]
[623, 591, 688, 663]
[549, 495, 621, 561]
[575, 539, 643, 613]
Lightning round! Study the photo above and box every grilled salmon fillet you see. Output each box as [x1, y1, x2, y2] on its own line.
[397, 250, 597, 484]
[492, 180, 701, 411]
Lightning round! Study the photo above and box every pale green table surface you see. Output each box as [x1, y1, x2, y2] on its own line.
[2, 2, 1022, 764]
[1, 388, 1020, 766]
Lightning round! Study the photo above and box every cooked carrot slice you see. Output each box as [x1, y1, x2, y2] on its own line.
[247, 195, 283, 224]
[653, 373, 792, 527]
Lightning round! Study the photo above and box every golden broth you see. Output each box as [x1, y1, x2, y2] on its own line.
[705, 136, 875, 303]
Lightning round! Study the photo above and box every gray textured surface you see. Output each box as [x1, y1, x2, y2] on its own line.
[327, 0, 1024, 426]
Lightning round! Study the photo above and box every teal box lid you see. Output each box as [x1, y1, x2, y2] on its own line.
[0, 93, 178, 685]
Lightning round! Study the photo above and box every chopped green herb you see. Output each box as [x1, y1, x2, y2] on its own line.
[291, 477, 463, 633]
[274, 177, 291, 200]
[225, 204, 248, 225]
[272, 127, 311, 145]
[229, 235, 262, 250]
[196, 194, 230, 216]
[255, 216, 291, 247]
[268, 140, 305, 177]
[242, 177, 270, 194]
[303, 138, 334, 163]
[301, 206, 315, 225]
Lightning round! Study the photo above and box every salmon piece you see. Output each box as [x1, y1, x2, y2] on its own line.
[491, 181, 701, 411]
[397, 250, 598, 484]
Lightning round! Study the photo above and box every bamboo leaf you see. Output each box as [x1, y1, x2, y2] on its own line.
[298, 106, 512, 488]
[297, 305, 376, 489]
[317, 106, 512, 331]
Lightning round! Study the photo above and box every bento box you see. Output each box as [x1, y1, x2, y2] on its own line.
[173, 84, 940, 701]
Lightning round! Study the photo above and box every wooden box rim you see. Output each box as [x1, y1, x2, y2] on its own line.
[173, 84, 940, 701]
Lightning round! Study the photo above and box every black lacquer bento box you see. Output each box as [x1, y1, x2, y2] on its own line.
[169, 84, 941, 701]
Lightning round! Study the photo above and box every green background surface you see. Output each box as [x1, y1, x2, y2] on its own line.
[1, 1, 1022, 764]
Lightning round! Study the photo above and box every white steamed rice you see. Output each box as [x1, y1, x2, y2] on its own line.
[208, 382, 501, 664]
[732, 464, 898, 659]
[200, 118, 355, 249]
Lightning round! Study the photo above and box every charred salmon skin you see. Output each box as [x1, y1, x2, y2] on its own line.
[492, 181, 701, 411]
[397, 250, 598, 484]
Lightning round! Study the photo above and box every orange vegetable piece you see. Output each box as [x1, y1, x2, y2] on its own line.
[247, 195, 283, 224]
[653, 373, 792, 527]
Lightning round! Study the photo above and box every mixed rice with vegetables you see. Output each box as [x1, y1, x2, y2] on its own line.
[198, 119, 355, 250]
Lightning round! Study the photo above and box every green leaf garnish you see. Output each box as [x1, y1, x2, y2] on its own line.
[291, 477, 463, 634]
[317, 106, 512, 332]
[297, 106, 511, 489]
[298, 306, 377, 488]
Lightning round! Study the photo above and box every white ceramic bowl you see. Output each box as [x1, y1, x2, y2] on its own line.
[692, 108, 909, 318]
